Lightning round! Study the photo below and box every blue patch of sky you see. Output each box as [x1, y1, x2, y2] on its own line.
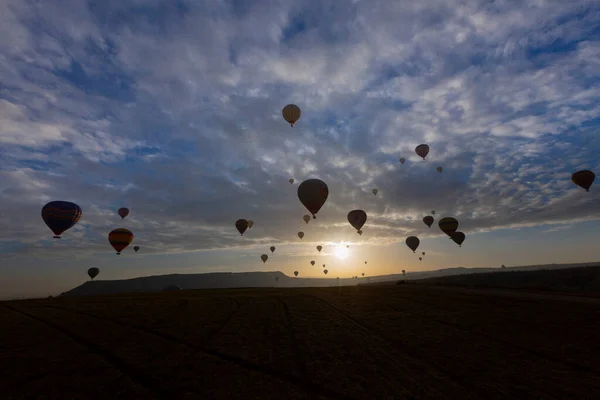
[281, 14, 307, 43]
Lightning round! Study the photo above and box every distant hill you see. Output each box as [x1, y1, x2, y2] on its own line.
[60, 261, 600, 297]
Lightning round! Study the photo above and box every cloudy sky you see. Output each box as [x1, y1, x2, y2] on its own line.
[1, 0, 600, 299]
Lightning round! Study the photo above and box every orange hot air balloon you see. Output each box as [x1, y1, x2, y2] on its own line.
[347, 210, 367, 232]
[298, 179, 329, 219]
[571, 170, 595, 192]
[415, 144, 429, 160]
[282, 104, 301, 127]
[261, 254, 268, 263]
[108, 228, 133, 255]
[405, 236, 420, 253]
[118, 207, 129, 219]
[236, 219, 249, 235]
[423, 215, 434, 228]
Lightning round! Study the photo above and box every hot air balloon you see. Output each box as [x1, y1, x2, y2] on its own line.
[298, 179, 329, 219]
[87, 267, 99, 280]
[399, 157, 406, 164]
[347, 210, 367, 233]
[415, 144, 430, 160]
[317, 245, 322, 252]
[362, 273, 365, 277]
[323, 269, 328, 275]
[402, 270, 406, 275]
[303, 215, 311, 224]
[365, 261, 367, 264]
[431, 210, 436, 215]
[270, 246, 276, 253]
[372, 189, 378, 196]
[419, 257, 422, 261]
[294, 271, 299, 277]
[41, 201, 82, 238]
[261, 254, 268, 263]
[118, 207, 129, 220]
[298, 231, 304, 239]
[438, 217, 459, 237]
[247, 220, 254, 229]
[282, 104, 301, 127]
[134, 246, 140, 253]
[451, 232, 466, 247]
[310, 260, 315, 266]
[423, 215, 434, 228]
[437, 166, 443, 173]
[571, 170, 595, 192]
[108, 228, 134, 255]
[405, 236, 420, 253]
[236, 219, 249, 235]
[323, 264, 326, 268]
[422, 252, 425, 256]
[289, 178, 294, 184]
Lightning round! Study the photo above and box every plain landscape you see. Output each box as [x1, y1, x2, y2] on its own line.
[3, 266, 600, 399]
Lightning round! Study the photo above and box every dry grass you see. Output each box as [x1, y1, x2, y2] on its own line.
[2, 285, 600, 399]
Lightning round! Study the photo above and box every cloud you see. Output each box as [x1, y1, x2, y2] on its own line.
[1, 0, 600, 267]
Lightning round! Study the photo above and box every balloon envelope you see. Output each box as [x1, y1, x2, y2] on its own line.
[437, 166, 443, 173]
[438, 217, 459, 236]
[235, 219, 249, 235]
[282, 104, 301, 126]
[298, 179, 329, 218]
[323, 269, 328, 275]
[347, 210, 367, 232]
[372, 189, 378, 196]
[87, 267, 99, 280]
[571, 170, 595, 191]
[247, 220, 254, 229]
[423, 215, 434, 228]
[303, 215, 311, 224]
[451, 232, 466, 246]
[405, 236, 420, 253]
[294, 271, 299, 277]
[41, 201, 82, 238]
[415, 144, 430, 160]
[118, 207, 129, 219]
[270, 246, 276, 253]
[108, 228, 134, 255]
[134, 246, 140, 252]
[317, 245, 322, 252]
[311, 260, 315, 266]
[298, 231, 304, 239]
[261, 254, 268, 263]
[399, 158, 406, 164]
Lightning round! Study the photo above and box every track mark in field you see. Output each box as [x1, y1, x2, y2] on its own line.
[3, 304, 166, 400]
[203, 297, 241, 344]
[304, 294, 487, 398]
[274, 297, 312, 385]
[43, 304, 355, 400]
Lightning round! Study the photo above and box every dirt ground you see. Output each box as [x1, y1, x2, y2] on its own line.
[2, 285, 599, 399]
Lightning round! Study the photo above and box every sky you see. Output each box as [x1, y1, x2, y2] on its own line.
[1, 0, 600, 299]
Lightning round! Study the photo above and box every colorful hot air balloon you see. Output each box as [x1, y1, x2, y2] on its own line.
[399, 157, 406, 164]
[236, 219, 249, 235]
[261, 254, 268, 263]
[108, 228, 133, 255]
[298, 231, 304, 239]
[289, 178, 294, 184]
[451, 232, 466, 247]
[347, 210, 367, 233]
[372, 189, 378, 196]
[311, 260, 315, 266]
[134, 246, 140, 253]
[323, 269, 328, 275]
[571, 170, 595, 192]
[298, 179, 329, 219]
[415, 144, 430, 160]
[41, 201, 82, 239]
[247, 220, 254, 229]
[303, 215, 311, 224]
[317, 245, 322, 252]
[270, 246, 276, 253]
[117, 207, 129, 220]
[438, 217, 459, 237]
[282, 104, 301, 127]
[405, 236, 420, 253]
[294, 271, 299, 277]
[423, 215, 434, 228]
[87, 267, 99, 280]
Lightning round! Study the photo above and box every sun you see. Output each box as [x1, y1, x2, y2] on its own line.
[334, 246, 349, 260]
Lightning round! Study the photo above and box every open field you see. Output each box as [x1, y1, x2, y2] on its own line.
[2, 285, 600, 399]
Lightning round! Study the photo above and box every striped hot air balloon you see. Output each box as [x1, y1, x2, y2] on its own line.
[108, 228, 134, 255]
[41, 201, 82, 238]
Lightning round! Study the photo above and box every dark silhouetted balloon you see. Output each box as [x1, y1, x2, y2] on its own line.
[270, 246, 276, 253]
[261, 254, 268, 263]
[87, 267, 99, 280]
[415, 144, 430, 160]
[347, 209, 367, 232]
[41, 201, 82, 238]
[282, 104, 301, 127]
[317, 245, 322, 252]
[405, 236, 420, 253]
[423, 215, 434, 228]
[235, 219, 249, 235]
[298, 179, 329, 219]
[118, 207, 129, 220]
[438, 217, 459, 236]
[294, 271, 299, 277]
[108, 228, 133, 255]
[571, 170, 595, 192]
[451, 232, 466, 247]
[134, 246, 140, 253]
[310, 260, 315, 266]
